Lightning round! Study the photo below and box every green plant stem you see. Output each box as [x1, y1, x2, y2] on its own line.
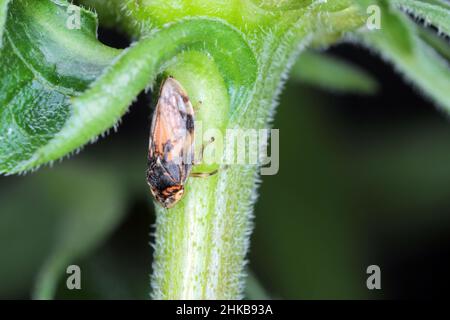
[151, 9, 364, 298]
[76, 19, 257, 299]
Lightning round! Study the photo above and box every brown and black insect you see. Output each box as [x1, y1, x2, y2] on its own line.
[146, 77, 214, 208]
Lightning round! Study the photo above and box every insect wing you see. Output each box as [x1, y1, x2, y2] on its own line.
[149, 78, 195, 182]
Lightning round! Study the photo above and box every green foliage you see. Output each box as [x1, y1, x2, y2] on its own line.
[0, 0, 10, 47]
[393, 0, 450, 35]
[0, 0, 119, 173]
[32, 165, 126, 299]
[418, 27, 450, 61]
[0, 160, 127, 299]
[1, 0, 449, 300]
[354, 0, 450, 112]
[0, 0, 366, 173]
[291, 50, 379, 94]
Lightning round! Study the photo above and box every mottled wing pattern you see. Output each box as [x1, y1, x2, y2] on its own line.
[147, 77, 195, 207]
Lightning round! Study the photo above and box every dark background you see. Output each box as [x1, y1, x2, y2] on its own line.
[1, 27, 449, 299]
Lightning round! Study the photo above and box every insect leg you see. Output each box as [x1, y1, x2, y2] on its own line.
[190, 169, 218, 178]
[194, 136, 215, 165]
[194, 100, 203, 111]
[202, 136, 215, 152]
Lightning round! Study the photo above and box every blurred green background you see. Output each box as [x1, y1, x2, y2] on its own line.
[1, 32, 450, 299]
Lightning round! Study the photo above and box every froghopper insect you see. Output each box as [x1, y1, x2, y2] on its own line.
[146, 77, 196, 208]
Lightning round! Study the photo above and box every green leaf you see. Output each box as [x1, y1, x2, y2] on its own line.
[0, 0, 120, 174]
[418, 25, 450, 61]
[0, 159, 127, 299]
[355, 1, 450, 112]
[0, 0, 10, 47]
[245, 270, 271, 300]
[393, 0, 450, 36]
[421, 0, 450, 10]
[31, 163, 127, 300]
[291, 50, 379, 94]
